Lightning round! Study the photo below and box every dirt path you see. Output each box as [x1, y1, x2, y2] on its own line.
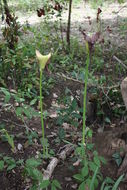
[1, 1, 127, 47]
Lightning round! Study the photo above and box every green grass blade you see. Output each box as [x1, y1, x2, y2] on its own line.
[112, 174, 124, 190]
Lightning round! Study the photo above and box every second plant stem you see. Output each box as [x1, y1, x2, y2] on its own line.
[82, 43, 90, 145]
[40, 69, 45, 155]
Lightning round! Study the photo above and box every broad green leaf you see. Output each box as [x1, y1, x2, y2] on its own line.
[0, 129, 15, 152]
[30, 99, 37, 106]
[105, 117, 111, 124]
[40, 180, 50, 189]
[73, 174, 84, 182]
[31, 168, 43, 180]
[52, 180, 62, 189]
[1, 88, 11, 103]
[15, 107, 24, 117]
[7, 163, 16, 171]
[99, 156, 107, 164]
[89, 161, 97, 172]
[112, 174, 124, 190]
[23, 108, 32, 119]
[26, 158, 41, 168]
[90, 166, 99, 190]
[94, 156, 101, 167]
[105, 177, 114, 184]
[16, 159, 24, 165]
[0, 160, 4, 170]
[51, 185, 57, 190]
[81, 166, 89, 177]
[104, 186, 112, 190]
[78, 181, 85, 190]
[4, 130, 15, 152]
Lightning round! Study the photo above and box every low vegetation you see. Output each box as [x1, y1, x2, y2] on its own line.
[0, 0, 127, 189]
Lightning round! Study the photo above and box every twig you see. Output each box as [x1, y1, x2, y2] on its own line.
[57, 73, 120, 89]
[56, 73, 84, 84]
[113, 55, 127, 70]
[114, 3, 127, 14]
[1, 118, 33, 132]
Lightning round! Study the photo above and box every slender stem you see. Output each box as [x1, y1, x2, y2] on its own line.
[82, 43, 90, 144]
[40, 69, 45, 155]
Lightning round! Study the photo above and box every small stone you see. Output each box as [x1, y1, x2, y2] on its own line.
[97, 127, 104, 133]
[110, 124, 116, 128]
[62, 123, 70, 130]
[73, 159, 81, 166]
[53, 93, 58, 98]
[71, 184, 78, 189]
[65, 177, 72, 182]
[17, 143, 23, 150]
[14, 102, 19, 107]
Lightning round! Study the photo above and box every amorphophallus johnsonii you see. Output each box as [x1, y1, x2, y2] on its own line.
[36, 50, 51, 156]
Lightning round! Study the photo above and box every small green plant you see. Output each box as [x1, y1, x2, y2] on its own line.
[25, 130, 38, 145]
[101, 174, 124, 190]
[56, 95, 81, 128]
[24, 157, 61, 190]
[0, 155, 23, 172]
[36, 50, 51, 156]
[0, 129, 15, 153]
[112, 152, 122, 167]
[74, 145, 106, 190]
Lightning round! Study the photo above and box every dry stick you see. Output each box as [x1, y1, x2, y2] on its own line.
[115, 3, 127, 14]
[57, 73, 84, 84]
[56, 73, 120, 89]
[113, 55, 127, 70]
[43, 144, 74, 180]
[1, 118, 33, 132]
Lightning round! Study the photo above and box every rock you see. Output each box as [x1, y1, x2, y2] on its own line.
[17, 143, 23, 151]
[121, 77, 127, 109]
[65, 177, 72, 182]
[71, 184, 78, 189]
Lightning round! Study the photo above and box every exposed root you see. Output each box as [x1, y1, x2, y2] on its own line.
[43, 144, 74, 180]
[58, 144, 74, 160]
[43, 157, 59, 180]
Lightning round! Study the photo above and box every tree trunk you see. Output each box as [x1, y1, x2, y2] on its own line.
[66, 0, 72, 49]
[3, 0, 10, 15]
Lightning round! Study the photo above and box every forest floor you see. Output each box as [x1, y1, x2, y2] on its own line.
[0, 1, 127, 190]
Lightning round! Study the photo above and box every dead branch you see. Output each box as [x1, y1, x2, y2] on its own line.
[114, 3, 127, 14]
[113, 55, 127, 70]
[57, 73, 84, 84]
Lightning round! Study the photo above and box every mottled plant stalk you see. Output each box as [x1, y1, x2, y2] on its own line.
[82, 42, 90, 145]
[36, 50, 51, 156]
[40, 69, 45, 155]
